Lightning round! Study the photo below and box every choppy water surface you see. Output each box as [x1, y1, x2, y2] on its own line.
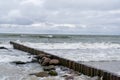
[0, 45, 94, 80]
[0, 33, 120, 79]
[22, 42, 120, 62]
[21, 41, 120, 76]
[0, 44, 43, 80]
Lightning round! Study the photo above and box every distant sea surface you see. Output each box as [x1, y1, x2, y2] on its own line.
[0, 33, 120, 43]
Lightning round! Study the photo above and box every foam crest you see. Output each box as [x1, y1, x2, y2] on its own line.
[21, 42, 120, 62]
[23, 42, 120, 49]
[0, 43, 13, 49]
[0, 55, 32, 62]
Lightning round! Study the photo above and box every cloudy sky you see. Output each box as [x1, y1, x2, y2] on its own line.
[0, 0, 120, 35]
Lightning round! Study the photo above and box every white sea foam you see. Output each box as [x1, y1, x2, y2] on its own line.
[43, 49, 120, 62]
[0, 63, 43, 80]
[22, 42, 120, 49]
[0, 43, 13, 49]
[0, 55, 32, 62]
[0, 43, 43, 80]
[21, 42, 120, 62]
[0, 42, 97, 80]
[0, 44, 32, 62]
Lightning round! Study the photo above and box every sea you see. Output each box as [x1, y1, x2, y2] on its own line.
[0, 33, 120, 80]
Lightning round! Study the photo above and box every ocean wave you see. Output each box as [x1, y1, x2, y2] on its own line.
[20, 42, 120, 62]
[20, 34, 70, 38]
[43, 49, 120, 62]
[0, 34, 71, 39]
[0, 55, 32, 63]
[22, 42, 120, 49]
[0, 44, 32, 63]
[0, 43, 13, 49]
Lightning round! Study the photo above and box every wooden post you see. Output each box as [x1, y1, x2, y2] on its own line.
[10, 41, 120, 80]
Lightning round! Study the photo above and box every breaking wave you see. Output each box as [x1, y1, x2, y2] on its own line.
[20, 42, 120, 62]
[23, 42, 120, 49]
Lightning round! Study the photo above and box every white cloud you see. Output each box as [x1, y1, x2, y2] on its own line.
[7, 10, 22, 19]
[20, 0, 44, 6]
[0, 0, 120, 34]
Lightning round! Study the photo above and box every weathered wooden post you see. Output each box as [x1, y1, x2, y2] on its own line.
[10, 41, 120, 80]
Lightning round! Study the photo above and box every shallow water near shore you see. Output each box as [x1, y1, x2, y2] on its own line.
[0, 34, 120, 79]
[0, 49, 94, 80]
[0, 43, 95, 80]
[0, 45, 42, 80]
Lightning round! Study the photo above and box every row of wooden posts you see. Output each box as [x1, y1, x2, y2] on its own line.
[10, 41, 120, 80]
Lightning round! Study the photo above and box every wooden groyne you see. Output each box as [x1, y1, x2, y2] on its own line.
[10, 41, 120, 80]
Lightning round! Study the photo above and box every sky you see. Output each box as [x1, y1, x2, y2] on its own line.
[0, 0, 120, 35]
